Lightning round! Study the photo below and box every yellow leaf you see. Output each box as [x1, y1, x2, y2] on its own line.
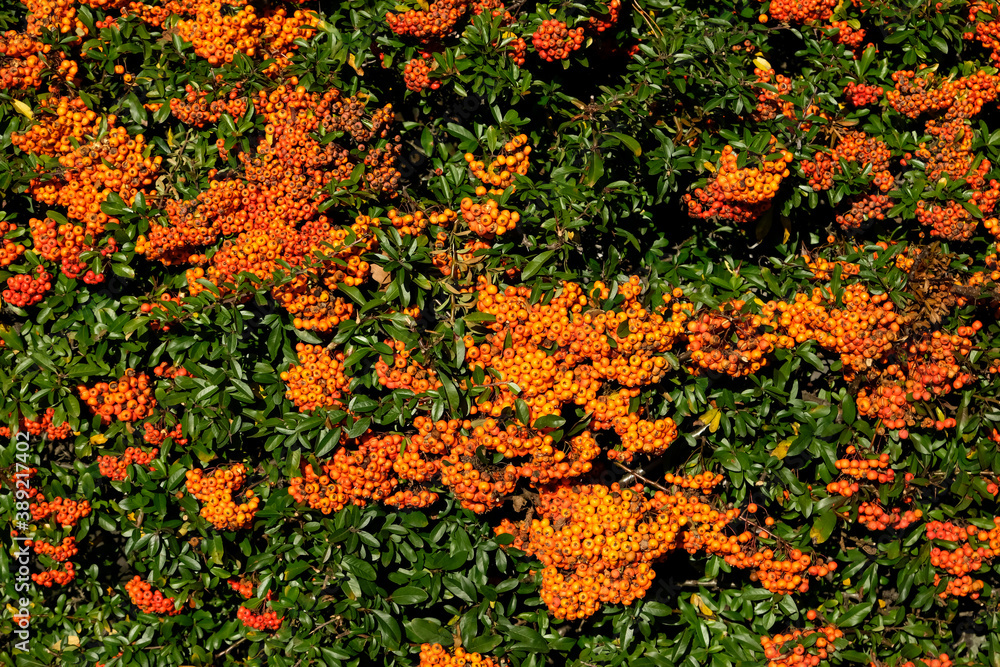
[90, 433, 107, 445]
[691, 593, 714, 618]
[771, 439, 791, 459]
[167, 128, 175, 147]
[809, 525, 823, 542]
[781, 215, 792, 244]
[348, 53, 365, 76]
[753, 56, 771, 71]
[67, 636, 80, 647]
[12, 99, 33, 119]
[842, 578, 851, 586]
[700, 408, 722, 433]
[878, 599, 886, 608]
[703, 160, 716, 173]
[549, 7, 557, 13]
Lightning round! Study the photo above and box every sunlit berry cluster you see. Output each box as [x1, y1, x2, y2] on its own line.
[139, 84, 397, 326]
[29, 495, 92, 527]
[857, 502, 922, 531]
[460, 197, 520, 237]
[11, 96, 101, 157]
[760, 625, 844, 667]
[129, 0, 318, 71]
[685, 300, 778, 377]
[2, 265, 52, 307]
[465, 134, 531, 190]
[418, 643, 499, 667]
[752, 67, 827, 125]
[404, 57, 437, 92]
[386, 0, 469, 40]
[77, 370, 155, 424]
[170, 84, 249, 127]
[24, 112, 154, 279]
[898, 654, 954, 667]
[3, 408, 73, 441]
[926, 518, 1000, 599]
[32, 562, 75, 587]
[280, 344, 351, 412]
[801, 131, 893, 193]
[683, 143, 792, 224]
[185, 464, 260, 530]
[826, 448, 894, 498]
[843, 81, 883, 107]
[237, 604, 284, 631]
[375, 339, 442, 393]
[0, 31, 49, 88]
[97, 447, 159, 481]
[142, 421, 187, 446]
[766, 0, 837, 23]
[0, 218, 25, 267]
[125, 575, 181, 615]
[531, 20, 585, 62]
[288, 432, 404, 512]
[28, 536, 79, 562]
[388, 207, 456, 236]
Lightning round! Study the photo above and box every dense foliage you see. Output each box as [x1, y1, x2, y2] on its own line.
[3, 0, 1000, 665]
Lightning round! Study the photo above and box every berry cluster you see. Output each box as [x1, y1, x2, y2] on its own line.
[465, 134, 531, 190]
[843, 81, 883, 107]
[752, 66, 827, 125]
[375, 339, 442, 393]
[387, 207, 456, 236]
[588, 0, 622, 33]
[801, 131, 893, 193]
[386, 0, 469, 40]
[237, 604, 284, 631]
[288, 432, 403, 513]
[77, 370, 156, 424]
[170, 84, 249, 127]
[29, 495, 92, 527]
[2, 265, 52, 307]
[28, 536, 79, 562]
[185, 464, 260, 530]
[139, 84, 398, 325]
[766, 0, 837, 23]
[0, 218, 25, 267]
[684, 300, 778, 377]
[531, 20, 585, 62]
[926, 518, 1000, 599]
[857, 502, 922, 531]
[24, 112, 154, 280]
[125, 575, 181, 615]
[760, 625, 844, 667]
[280, 344, 351, 412]
[418, 644, 499, 667]
[142, 421, 187, 447]
[897, 654, 953, 667]
[129, 1, 318, 70]
[11, 96, 101, 157]
[830, 449, 894, 483]
[2, 408, 72, 441]
[683, 143, 793, 224]
[0, 31, 49, 89]
[828, 20, 865, 49]
[836, 194, 893, 234]
[404, 57, 437, 92]
[32, 562, 75, 587]
[97, 447, 159, 481]
[460, 197, 520, 237]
